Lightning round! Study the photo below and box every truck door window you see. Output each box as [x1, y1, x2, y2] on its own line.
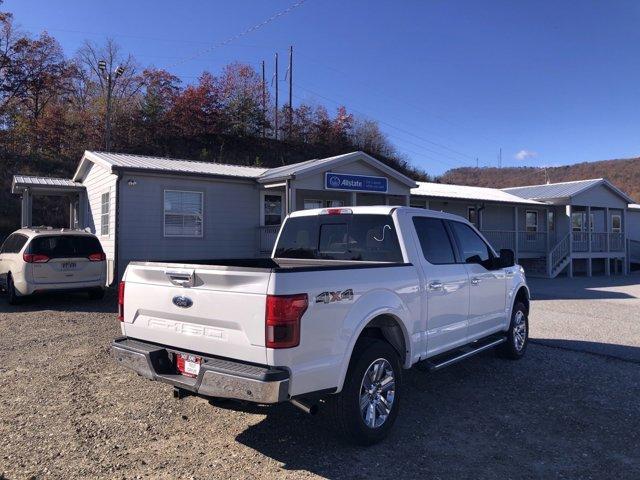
[412, 217, 456, 264]
[449, 221, 493, 269]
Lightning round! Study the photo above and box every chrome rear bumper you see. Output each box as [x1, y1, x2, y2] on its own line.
[111, 337, 289, 404]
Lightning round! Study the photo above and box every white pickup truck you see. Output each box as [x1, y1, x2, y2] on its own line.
[112, 206, 530, 445]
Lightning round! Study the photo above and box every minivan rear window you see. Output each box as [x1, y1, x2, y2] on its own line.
[27, 235, 104, 259]
[274, 214, 403, 262]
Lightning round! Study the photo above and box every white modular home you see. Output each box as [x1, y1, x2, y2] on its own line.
[10, 150, 639, 282]
[12, 150, 417, 283]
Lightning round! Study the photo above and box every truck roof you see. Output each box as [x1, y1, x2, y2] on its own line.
[288, 205, 470, 223]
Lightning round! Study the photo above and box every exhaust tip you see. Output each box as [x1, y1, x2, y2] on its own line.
[290, 398, 319, 415]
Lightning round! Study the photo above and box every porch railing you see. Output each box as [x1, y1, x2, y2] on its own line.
[548, 233, 571, 276]
[629, 239, 640, 262]
[590, 232, 607, 252]
[518, 231, 547, 253]
[480, 230, 516, 252]
[258, 225, 280, 253]
[572, 232, 589, 252]
[609, 233, 624, 252]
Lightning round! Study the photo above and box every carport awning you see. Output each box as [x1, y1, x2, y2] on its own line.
[12, 175, 85, 195]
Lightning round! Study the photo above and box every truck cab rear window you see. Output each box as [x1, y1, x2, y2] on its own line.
[275, 214, 403, 262]
[27, 235, 104, 259]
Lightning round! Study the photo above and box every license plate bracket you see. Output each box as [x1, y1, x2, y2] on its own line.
[176, 353, 201, 377]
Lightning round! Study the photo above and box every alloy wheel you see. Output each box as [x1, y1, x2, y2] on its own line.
[359, 358, 396, 429]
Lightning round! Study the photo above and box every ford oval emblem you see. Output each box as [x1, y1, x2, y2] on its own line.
[172, 295, 193, 308]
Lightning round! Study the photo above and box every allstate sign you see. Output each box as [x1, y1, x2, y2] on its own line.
[325, 173, 388, 193]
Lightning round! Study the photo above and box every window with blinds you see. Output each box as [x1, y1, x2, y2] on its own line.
[101, 192, 110, 236]
[164, 190, 203, 237]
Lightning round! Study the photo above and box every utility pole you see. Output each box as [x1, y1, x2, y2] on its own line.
[274, 52, 279, 141]
[498, 147, 502, 168]
[98, 60, 124, 152]
[288, 45, 293, 139]
[261, 60, 266, 138]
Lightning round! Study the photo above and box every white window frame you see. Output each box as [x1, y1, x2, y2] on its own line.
[525, 210, 538, 232]
[571, 212, 584, 232]
[611, 214, 622, 233]
[547, 210, 555, 232]
[100, 191, 110, 237]
[259, 191, 284, 227]
[163, 189, 204, 238]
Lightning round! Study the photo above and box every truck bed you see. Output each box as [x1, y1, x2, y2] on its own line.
[131, 257, 412, 272]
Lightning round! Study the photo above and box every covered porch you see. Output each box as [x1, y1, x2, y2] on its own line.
[11, 175, 86, 228]
[255, 152, 416, 254]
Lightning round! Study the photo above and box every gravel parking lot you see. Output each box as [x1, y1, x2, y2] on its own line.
[1, 278, 639, 480]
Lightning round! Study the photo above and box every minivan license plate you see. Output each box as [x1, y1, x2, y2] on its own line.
[62, 262, 77, 270]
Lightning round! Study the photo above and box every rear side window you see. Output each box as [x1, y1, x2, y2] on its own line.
[275, 214, 403, 262]
[0, 234, 29, 254]
[412, 217, 456, 264]
[449, 221, 493, 268]
[27, 235, 104, 259]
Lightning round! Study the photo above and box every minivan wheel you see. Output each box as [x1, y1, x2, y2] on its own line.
[6, 274, 20, 305]
[497, 301, 528, 359]
[88, 288, 105, 300]
[329, 338, 402, 445]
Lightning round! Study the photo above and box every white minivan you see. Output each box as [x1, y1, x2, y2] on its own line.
[0, 228, 107, 304]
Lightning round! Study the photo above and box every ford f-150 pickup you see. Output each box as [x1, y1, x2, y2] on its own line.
[111, 206, 530, 445]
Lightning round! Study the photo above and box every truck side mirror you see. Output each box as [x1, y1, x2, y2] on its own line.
[498, 249, 515, 268]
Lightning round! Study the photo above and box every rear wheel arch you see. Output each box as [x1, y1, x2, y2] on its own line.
[337, 312, 410, 392]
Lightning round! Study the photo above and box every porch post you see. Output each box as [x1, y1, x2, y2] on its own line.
[545, 207, 550, 252]
[567, 205, 573, 278]
[350, 192, 357, 207]
[605, 207, 609, 252]
[284, 180, 291, 215]
[513, 206, 519, 260]
[623, 208, 629, 274]
[69, 196, 75, 228]
[21, 189, 32, 227]
[405, 195, 410, 207]
[586, 206, 592, 276]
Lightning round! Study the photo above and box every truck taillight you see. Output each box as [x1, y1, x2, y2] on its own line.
[265, 294, 308, 349]
[23, 253, 50, 263]
[117, 281, 125, 321]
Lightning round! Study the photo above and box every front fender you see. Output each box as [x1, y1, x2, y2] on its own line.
[506, 266, 530, 321]
[334, 288, 413, 393]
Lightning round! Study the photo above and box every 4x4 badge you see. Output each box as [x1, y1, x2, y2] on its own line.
[315, 289, 354, 304]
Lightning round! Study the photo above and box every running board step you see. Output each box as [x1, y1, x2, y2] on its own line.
[426, 336, 507, 371]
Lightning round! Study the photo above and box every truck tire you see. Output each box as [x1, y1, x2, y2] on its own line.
[6, 274, 20, 305]
[330, 338, 402, 445]
[496, 301, 528, 359]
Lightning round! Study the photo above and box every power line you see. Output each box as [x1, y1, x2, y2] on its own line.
[166, 0, 308, 69]
[293, 83, 477, 168]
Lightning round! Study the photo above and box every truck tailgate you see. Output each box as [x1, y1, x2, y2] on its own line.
[121, 263, 272, 365]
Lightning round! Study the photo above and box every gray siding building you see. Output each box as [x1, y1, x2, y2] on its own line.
[10, 150, 639, 281]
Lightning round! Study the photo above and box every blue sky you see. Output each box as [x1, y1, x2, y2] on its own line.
[5, 0, 640, 176]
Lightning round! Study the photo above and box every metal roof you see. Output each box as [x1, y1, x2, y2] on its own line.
[257, 151, 418, 187]
[411, 182, 544, 205]
[80, 151, 269, 180]
[12, 175, 85, 194]
[502, 178, 635, 204]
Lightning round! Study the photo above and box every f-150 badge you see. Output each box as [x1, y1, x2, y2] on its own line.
[316, 289, 354, 304]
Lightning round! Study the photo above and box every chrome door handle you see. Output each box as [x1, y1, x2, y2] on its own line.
[471, 277, 481, 286]
[428, 281, 444, 291]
